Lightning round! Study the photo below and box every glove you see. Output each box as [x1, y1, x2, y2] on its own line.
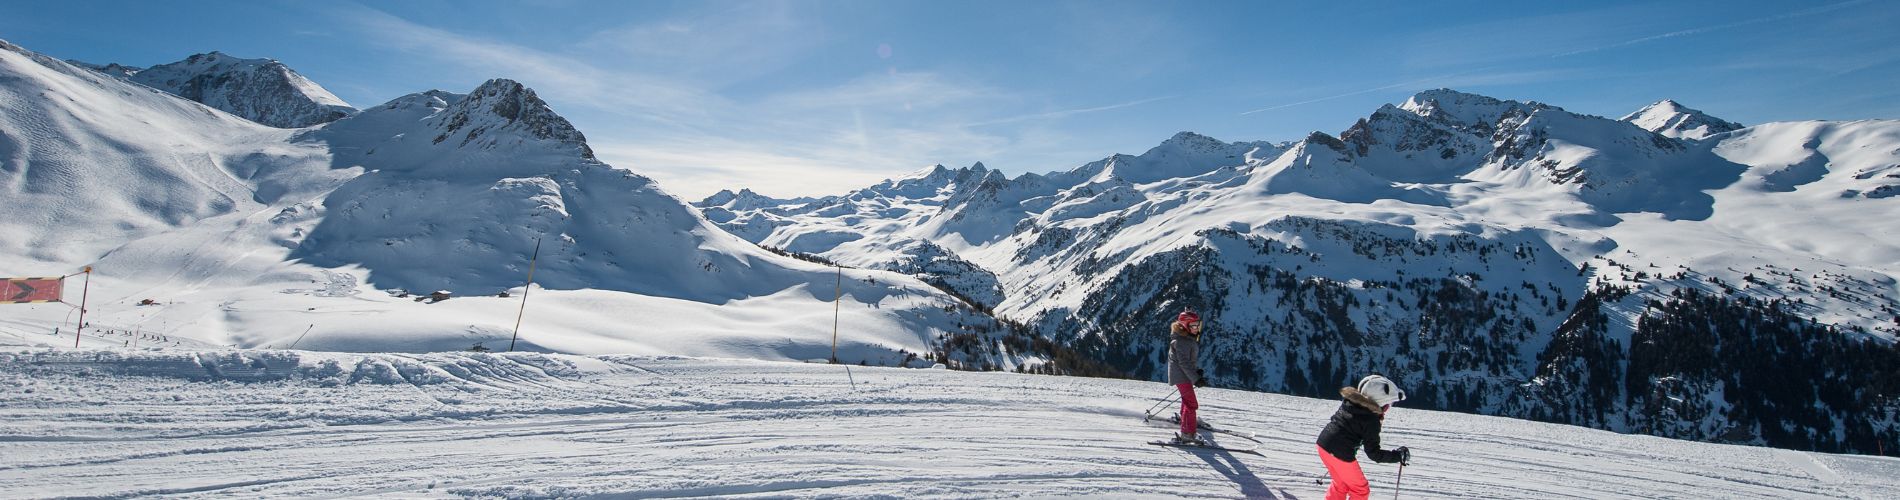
[1396, 446, 1411, 464]
[1194, 372, 1209, 388]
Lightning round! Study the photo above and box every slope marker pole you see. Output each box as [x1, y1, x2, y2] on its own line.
[508, 238, 542, 353]
[830, 264, 842, 364]
[287, 324, 315, 350]
[73, 266, 91, 349]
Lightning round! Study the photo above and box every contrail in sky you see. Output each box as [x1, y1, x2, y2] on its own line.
[1553, 0, 1869, 58]
[1241, 0, 1868, 116]
[970, 95, 1178, 126]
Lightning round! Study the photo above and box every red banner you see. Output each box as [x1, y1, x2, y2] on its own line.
[1, 277, 62, 304]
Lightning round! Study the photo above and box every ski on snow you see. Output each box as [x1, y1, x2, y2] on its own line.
[1144, 414, 1262, 443]
[1148, 439, 1265, 456]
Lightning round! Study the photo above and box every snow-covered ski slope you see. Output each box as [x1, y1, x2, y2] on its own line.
[3, 348, 1895, 499]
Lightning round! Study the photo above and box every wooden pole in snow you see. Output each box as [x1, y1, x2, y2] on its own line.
[74, 266, 91, 348]
[287, 324, 315, 350]
[831, 264, 842, 364]
[509, 238, 542, 353]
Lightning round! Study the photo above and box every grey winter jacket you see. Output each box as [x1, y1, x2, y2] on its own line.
[1167, 327, 1200, 385]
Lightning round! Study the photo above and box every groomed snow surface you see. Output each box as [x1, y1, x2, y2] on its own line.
[3, 349, 1896, 499]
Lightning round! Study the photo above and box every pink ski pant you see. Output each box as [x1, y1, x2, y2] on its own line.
[1175, 383, 1198, 435]
[1318, 444, 1371, 500]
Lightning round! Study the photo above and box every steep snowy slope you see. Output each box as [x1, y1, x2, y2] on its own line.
[0, 39, 351, 267]
[1602, 119, 1900, 329]
[122, 51, 357, 128]
[0, 39, 1011, 366]
[3, 348, 1896, 498]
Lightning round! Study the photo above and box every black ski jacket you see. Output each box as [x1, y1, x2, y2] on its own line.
[1315, 387, 1403, 464]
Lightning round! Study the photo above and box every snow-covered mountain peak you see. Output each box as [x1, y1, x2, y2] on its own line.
[700, 188, 746, 207]
[1400, 88, 1557, 133]
[854, 163, 1000, 202]
[906, 163, 953, 179]
[422, 78, 594, 160]
[697, 187, 809, 212]
[394, 89, 462, 108]
[297, 75, 919, 305]
[317, 79, 596, 175]
[127, 50, 355, 128]
[1622, 99, 1744, 140]
[1235, 131, 1420, 203]
[1145, 131, 1286, 159]
[1155, 130, 1231, 152]
[1074, 131, 1292, 185]
[1300, 130, 1352, 156]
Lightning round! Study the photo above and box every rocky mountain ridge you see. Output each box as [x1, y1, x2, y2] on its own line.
[701, 88, 1900, 454]
[76, 50, 356, 128]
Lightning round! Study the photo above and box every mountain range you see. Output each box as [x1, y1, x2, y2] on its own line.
[697, 90, 1900, 454]
[2, 38, 1895, 455]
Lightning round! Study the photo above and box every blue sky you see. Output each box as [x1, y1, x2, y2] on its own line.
[6, 0, 1898, 198]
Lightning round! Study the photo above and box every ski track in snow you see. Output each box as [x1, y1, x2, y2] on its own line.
[2, 350, 1896, 499]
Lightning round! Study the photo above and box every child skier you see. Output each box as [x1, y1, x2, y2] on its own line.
[1315, 374, 1412, 500]
[1168, 310, 1206, 444]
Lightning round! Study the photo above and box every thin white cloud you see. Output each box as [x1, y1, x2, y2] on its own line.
[574, 1, 819, 87]
[965, 95, 1178, 127]
[1250, 2, 1873, 118]
[1552, 0, 1870, 58]
[762, 70, 999, 111]
[1399, 1, 1871, 73]
[327, 2, 728, 120]
[1398, 7, 1652, 71]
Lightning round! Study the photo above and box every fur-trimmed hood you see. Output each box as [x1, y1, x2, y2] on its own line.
[1170, 321, 1202, 338]
[1340, 387, 1386, 414]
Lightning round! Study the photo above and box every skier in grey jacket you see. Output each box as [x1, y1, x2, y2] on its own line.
[1168, 310, 1205, 443]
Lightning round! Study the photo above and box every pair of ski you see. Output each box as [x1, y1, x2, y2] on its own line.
[1143, 413, 1264, 456]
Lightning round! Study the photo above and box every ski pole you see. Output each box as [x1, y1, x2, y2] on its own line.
[1145, 389, 1177, 413]
[1143, 398, 1175, 421]
[1393, 462, 1405, 500]
[1143, 390, 1180, 420]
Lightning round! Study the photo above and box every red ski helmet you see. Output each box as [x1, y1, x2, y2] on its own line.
[1177, 310, 1201, 325]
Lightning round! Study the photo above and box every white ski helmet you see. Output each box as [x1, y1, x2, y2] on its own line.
[1357, 375, 1407, 407]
